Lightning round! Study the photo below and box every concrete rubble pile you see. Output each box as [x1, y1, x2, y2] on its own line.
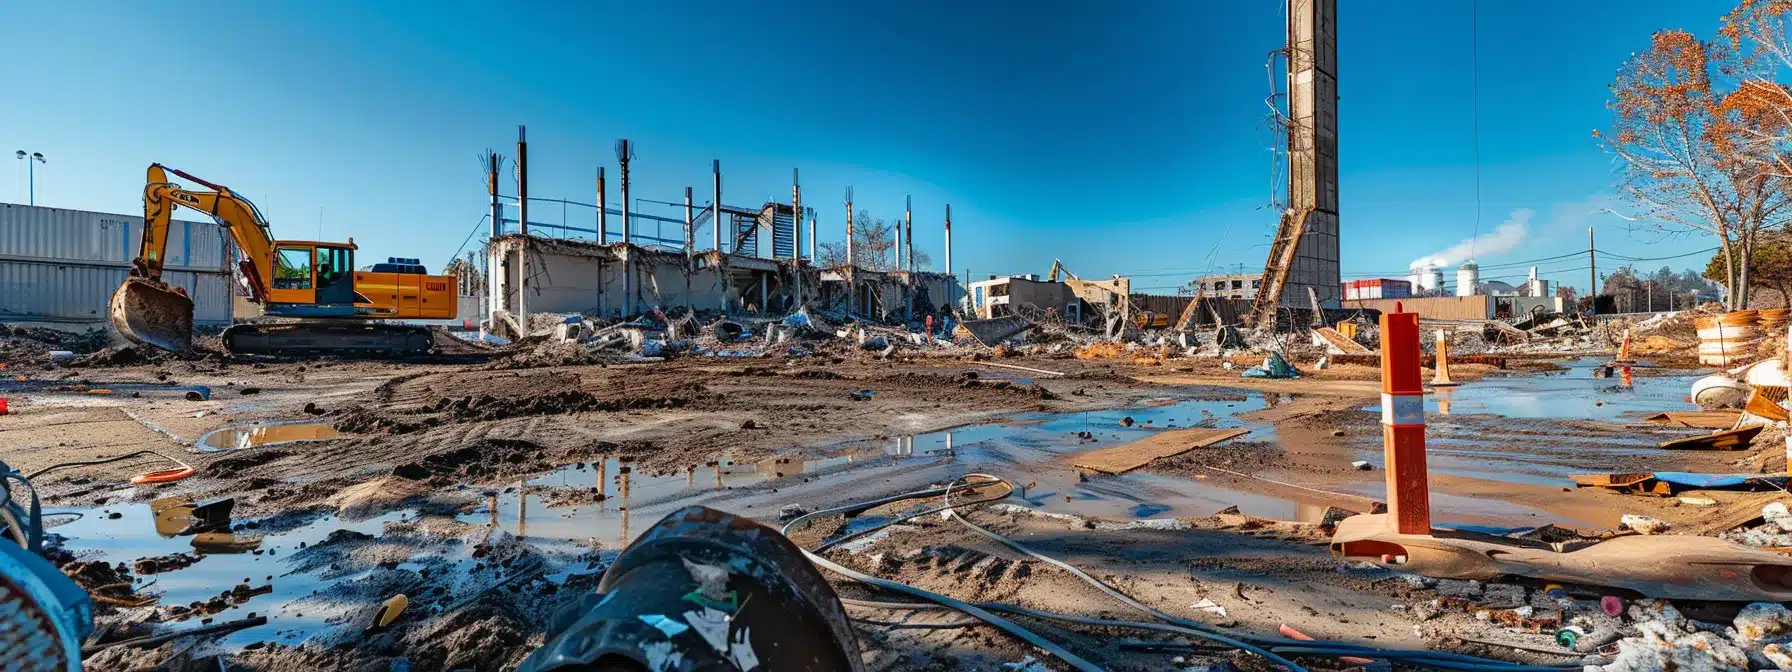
[1585, 599, 1792, 672]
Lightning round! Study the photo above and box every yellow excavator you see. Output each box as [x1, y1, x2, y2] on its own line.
[111, 164, 458, 356]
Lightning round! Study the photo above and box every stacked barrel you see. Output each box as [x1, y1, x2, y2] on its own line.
[1697, 310, 1763, 366]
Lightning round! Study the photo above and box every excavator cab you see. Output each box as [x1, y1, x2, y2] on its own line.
[265, 242, 358, 315]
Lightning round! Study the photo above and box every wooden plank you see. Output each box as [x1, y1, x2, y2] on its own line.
[1644, 410, 1743, 429]
[1072, 427, 1251, 475]
[1657, 426, 1763, 451]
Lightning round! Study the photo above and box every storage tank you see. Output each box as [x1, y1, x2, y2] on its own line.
[1455, 262, 1479, 297]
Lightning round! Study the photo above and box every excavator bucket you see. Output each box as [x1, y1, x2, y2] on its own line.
[109, 278, 194, 353]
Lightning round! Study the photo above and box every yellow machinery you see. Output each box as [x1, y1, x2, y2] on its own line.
[111, 164, 457, 356]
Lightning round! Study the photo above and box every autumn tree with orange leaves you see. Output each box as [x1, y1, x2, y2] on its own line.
[1598, 16, 1792, 310]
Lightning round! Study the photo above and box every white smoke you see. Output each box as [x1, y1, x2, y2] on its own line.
[1409, 208, 1533, 269]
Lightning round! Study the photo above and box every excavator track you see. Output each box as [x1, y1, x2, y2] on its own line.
[222, 320, 434, 357]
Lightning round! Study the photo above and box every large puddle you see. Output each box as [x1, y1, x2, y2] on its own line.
[197, 422, 346, 452]
[47, 365, 1706, 649]
[1406, 357, 1699, 421]
[47, 499, 410, 649]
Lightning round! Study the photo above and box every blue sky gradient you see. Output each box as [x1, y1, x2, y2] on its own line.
[2, 1, 1735, 293]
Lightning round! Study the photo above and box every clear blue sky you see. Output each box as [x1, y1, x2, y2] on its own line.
[2, 0, 1735, 294]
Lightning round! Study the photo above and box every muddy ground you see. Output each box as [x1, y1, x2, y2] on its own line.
[3, 333, 1778, 671]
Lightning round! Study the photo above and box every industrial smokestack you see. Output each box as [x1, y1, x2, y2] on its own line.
[1455, 262, 1479, 297]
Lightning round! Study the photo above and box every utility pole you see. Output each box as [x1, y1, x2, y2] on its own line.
[1647, 281, 1653, 313]
[1587, 226, 1596, 317]
[792, 168, 802, 308]
[846, 186, 855, 314]
[808, 209, 817, 267]
[597, 167, 607, 243]
[516, 125, 529, 332]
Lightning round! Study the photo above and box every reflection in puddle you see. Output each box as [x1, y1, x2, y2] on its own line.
[48, 502, 402, 649]
[1381, 357, 1698, 421]
[198, 422, 345, 452]
[466, 395, 1292, 548]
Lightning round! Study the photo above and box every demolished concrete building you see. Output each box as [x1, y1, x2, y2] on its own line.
[487, 233, 960, 335]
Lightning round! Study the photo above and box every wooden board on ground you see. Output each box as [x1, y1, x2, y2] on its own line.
[1657, 426, 1762, 451]
[1644, 410, 1742, 429]
[1072, 427, 1250, 474]
[1683, 492, 1788, 536]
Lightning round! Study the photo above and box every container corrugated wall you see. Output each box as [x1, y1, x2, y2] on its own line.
[0, 203, 235, 327]
[1341, 295, 1493, 321]
[0, 203, 229, 269]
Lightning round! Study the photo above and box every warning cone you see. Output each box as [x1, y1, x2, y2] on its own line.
[1615, 327, 1635, 364]
[1430, 329, 1458, 387]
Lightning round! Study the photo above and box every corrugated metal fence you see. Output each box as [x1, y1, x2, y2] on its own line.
[0, 203, 236, 326]
[1341, 295, 1492, 321]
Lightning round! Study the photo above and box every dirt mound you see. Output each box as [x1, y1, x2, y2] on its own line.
[0, 324, 113, 362]
[207, 449, 292, 478]
[433, 390, 689, 422]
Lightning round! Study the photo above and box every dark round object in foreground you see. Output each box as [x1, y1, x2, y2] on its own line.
[517, 506, 863, 672]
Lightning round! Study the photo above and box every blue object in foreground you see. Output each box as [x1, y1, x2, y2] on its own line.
[1652, 472, 1789, 489]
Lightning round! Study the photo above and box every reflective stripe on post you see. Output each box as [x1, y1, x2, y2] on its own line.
[1379, 303, 1431, 535]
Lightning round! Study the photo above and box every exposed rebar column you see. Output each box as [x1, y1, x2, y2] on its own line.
[617, 139, 634, 317]
[945, 203, 953, 317]
[713, 160, 723, 253]
[714, 160, 726, 313]
[845, 186, 855, 315]
[792, 168, 802, 309]
[597, 167, 607, 244]
[486, 150, 502, 331]
[904, 194, 913, 320]
[516, 125, 529, 333]
[685, 186, 695, 313]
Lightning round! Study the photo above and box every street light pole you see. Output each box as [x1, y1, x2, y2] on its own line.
[15, 151, 44, 206]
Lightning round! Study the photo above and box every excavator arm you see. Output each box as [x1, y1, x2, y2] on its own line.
[112, 164, 280, 351]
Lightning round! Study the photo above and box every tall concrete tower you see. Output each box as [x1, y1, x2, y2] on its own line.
[1285, 0, 1340, 306]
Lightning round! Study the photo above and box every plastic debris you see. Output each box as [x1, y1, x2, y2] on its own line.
[1190, 599, 1227, 618]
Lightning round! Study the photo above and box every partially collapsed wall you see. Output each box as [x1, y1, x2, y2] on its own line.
[489, 234, 960, 323]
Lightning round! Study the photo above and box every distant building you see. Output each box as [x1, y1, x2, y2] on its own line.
[1196, 273, 1263, 300]
[1342, 278, 1412, 301]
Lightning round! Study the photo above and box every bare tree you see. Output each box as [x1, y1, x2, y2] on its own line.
[817, 210, 929, 271]
[1597, 27, 1792, 309]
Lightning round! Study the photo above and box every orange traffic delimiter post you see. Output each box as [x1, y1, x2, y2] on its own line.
[1379, 303, 1431, 535]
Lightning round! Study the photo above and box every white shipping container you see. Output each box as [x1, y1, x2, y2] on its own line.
[0, 202, 236, 330]
[0, 202, 231, 270]
[0, 261, 233, 325]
